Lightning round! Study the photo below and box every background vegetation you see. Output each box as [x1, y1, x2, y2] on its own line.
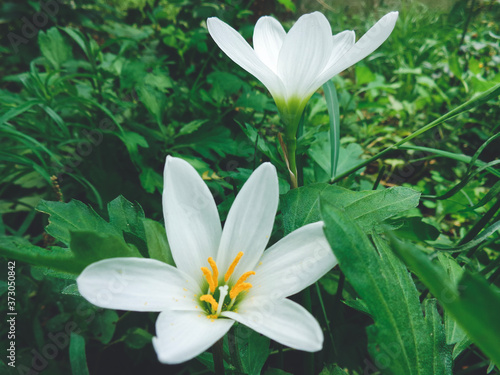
[0, 0, 499, 374]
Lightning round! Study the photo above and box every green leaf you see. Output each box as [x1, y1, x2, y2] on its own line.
[233, 325, 270, 375]
[0, 236, 80, 273]
[70, 231, 142, 265]
[393, 217, 440, 241]
[62, 284, 81, 296]
[36, 199, 120, 246]
[38, 27, 72, 69]
[323, 80, 340, 179]
[281, 183, 420, 234]
[89, 310, 119, 344]
[125, 327, 153, 349]
[137, 85, 165, 125]
[321, 201, 451, 375]
[436, 254, 470, 358]
[108, 196, 147, 256]
[143, 218, 175, 265]
[276, 0, 296, 12]
[69, 333, 90, 375]
[388, 234, 500, 367]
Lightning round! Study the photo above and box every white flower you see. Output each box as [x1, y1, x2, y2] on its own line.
[207, 11, 398, 135]
[77, 156, 337, 364]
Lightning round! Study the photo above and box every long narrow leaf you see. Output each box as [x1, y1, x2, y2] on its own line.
[323, 80, 341, 180]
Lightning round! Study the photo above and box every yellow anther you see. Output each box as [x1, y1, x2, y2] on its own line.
[230, 282, 253, 299]
[229, 271, 255, 299]
[200, 294, 218, 312]
[234, 271, 255, 286]
[208, 257, 219, 288]
[225, 251, 244, 282]
[201, 267, 216, 293]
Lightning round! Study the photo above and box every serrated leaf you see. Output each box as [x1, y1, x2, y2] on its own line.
[321, 200, 451, 375]
[388, 234, 500, 368]
[38, 27, 72, 69]
[281, 183, 420, 234]
[108, 196, 147, 256]
[36, 199, 120, 246]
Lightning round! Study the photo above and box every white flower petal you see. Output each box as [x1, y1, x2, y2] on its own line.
[277, 12, 332, 100]
[325, 30, 356, 73]
[250, 221, 336, 299]
[153, 310, 234, 364]
[314, 11, 398, 87]
[163, 156, 222, 284]
[216, 163, 279, 282]
[221, 297, 323, 352]
[77, 258, 200, 312]
[207, 17, 285, 99]
[253, 16, 286, 74]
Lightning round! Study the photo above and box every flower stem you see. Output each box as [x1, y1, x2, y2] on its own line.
[212, 337, 225, 375]
[285, 136, 298, 189]
[302, 287, 314, 374]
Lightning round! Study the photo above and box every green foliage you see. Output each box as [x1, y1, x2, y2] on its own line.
[389, 234, 500, 368]
[321, 201, 452, 375]
[0, 0, 499, 374]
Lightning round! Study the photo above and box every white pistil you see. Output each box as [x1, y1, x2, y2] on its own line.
[216, 285, 229, 316]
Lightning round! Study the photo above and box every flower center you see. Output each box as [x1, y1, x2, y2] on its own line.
[199, 252, 255, 319]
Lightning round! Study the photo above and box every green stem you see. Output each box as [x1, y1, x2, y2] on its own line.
[285, 136, 298, 189]
[212, 337, 225, 375]
[301, 287, 314, 375]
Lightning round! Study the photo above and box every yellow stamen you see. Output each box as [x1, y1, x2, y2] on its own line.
[200, 294, 218, 312]
[230, 282, 253, 299]
[229, 271, 255, 299]
[201, 267, 216, 293]
[225, 251, 244, 282]
[208, 257, 219, 288]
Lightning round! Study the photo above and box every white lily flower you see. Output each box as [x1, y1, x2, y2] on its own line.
[77, 156, 337, 364]
[207, 11, 398, 136]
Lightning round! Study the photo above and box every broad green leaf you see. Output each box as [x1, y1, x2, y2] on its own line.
[233, 325, 270, 375]
[108, 196, 147, 256]
[125, 327, 153, 349]
[89, 310, 119, 344]
[70, 231, 141, 264]
[388, 234, 500, 367]
[321, 201, 451, 375]
[393, 217, 440, 241]
[436, 253, 468, 357]
[69, 333, 90, 375]
[423, 299, 453, 373]
[38, 27, 72, 69]
[281, 183, 420, 234]
[137, 85, 165, 125]
[143, 219, 175, 266]
[0, 236, 80, 273]
[36, 199, 120, 246]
